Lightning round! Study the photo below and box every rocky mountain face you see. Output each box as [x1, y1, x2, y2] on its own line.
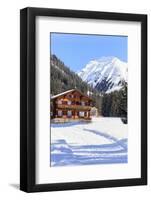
[78, 57, 127, 93]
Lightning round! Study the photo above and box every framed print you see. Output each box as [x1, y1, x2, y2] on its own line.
[20, 7, 147, 192]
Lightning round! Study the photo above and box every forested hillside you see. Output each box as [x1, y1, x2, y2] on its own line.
[51, 55, 89, 95]
[102, 82, 127, 118]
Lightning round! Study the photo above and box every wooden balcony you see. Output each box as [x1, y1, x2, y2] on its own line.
[56, 104, 92, 110]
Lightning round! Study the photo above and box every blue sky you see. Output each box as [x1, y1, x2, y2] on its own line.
[50, 33, 127, 72]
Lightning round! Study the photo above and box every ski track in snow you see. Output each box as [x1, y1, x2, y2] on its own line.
[51, 117, 128, 167]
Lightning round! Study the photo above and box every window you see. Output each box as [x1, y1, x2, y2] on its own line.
[67, 101, 71, 105]
[72, 101, 75, 105]
[58, 100, 62, 104]
[67, 111, 72, 117]
[58, 110, 62, 117]
[79, 111, 84, 117]
[81, 101, 85, 106]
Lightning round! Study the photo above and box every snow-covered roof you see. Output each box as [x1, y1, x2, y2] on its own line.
[51, 89, 92, 100]
[51, 89, 75, 99]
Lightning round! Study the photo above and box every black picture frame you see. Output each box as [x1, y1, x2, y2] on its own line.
[20, 7, 147, 192]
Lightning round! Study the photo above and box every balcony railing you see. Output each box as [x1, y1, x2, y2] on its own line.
[56, 104, 92, 110]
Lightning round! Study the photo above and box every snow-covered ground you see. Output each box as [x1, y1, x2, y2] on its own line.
[51, 117, 128, 167]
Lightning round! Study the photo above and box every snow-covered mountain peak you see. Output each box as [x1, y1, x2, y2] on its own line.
[78, 56, 127, 93]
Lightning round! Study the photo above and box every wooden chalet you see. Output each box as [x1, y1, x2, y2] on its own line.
[51, 89, 93, 122]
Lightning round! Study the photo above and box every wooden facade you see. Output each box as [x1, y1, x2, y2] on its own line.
[51, 89, 92, 121]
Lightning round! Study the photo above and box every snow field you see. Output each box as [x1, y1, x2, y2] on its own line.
[51, 117, 128, 166]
